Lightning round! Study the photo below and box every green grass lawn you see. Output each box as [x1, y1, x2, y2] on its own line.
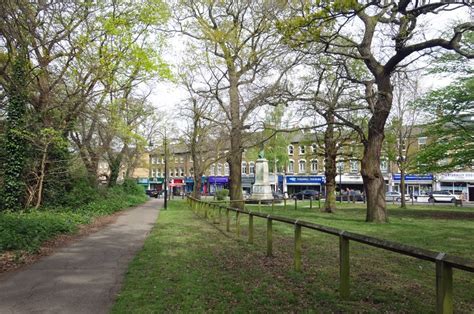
[113, 200, 474, 313]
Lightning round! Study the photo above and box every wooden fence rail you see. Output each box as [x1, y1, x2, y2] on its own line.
[187, 196, 474, 314]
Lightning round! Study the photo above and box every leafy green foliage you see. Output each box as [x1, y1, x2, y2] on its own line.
[3, 53, 28, 211]
[0, 182, 146, 253]
[215, 189, 229, 201]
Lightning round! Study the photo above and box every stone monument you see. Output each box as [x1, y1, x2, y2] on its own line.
[250, 149, 274, 201]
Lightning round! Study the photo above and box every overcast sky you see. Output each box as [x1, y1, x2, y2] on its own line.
[147, 5, 473, 128]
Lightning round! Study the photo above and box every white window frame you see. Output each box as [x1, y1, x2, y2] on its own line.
[299, 159, 306, 173]
[217, 163, 222, 176]
[350, 160, 359, 173]
[311, 159, 318, 173]
[311, 144, 317, 153]
[380, 159, 388, 173]
[337, 160, 344, 173]
[224, 163, 229, 176]
[299, 145, 305, 155]
[418, 137, 427, 146]
[288, 160, 294, 173]
[241, 161, 247, 174]
[249, 162, 255, 174]
[288, 145, 294, 155]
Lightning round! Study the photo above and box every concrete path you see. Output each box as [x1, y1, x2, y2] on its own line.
[0, 198, 161, 314]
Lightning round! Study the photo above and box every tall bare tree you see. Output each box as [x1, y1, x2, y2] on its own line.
[174, 1, 298, 208]
[280, 0, 473, 222]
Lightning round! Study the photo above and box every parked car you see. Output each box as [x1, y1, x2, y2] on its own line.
[428, 191, 460, 203]
[272, 191, 284, 200]
[145, 189, 159, 198]
[385, 191, 410, 202]
[336, 191, 365, 202]
[292, 190, 320, 200]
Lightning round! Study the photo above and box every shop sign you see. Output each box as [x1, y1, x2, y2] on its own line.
[438, 172, 474, 182]
[137, 178, 149, 184]
[392, 174, 433, 181]
[286, 176, 325, 184]
[208, 176, 229, 184]
[149, 177, 164, 184]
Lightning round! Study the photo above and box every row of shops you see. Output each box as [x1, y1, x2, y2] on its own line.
[137, 172, 474, 201]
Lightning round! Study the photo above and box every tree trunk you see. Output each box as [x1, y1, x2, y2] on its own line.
[400, 167, 406, 209]
[323, 112, 337, 213]
[228, 73, 243, 209]
[362, 78, 392, 223]
[193, 171, 203, 200]
[35, 145, 49, 209]
[108, 154, 123, 187]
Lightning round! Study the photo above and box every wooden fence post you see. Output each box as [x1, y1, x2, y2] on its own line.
[339, 234, 350, 300]
[266, 217, 273, 257]
[310, 197, 313, 210]
[258, 200, 261, 212]
[294, 223, 302, 272]
[236, 211, 240, 237]
[271, 199, 275, 212]
[284, 198, 287, 210]
[226, 209, 230, 232]
[248, 214, 254, 244]
[294, 198, 297, 210]
[436, 258, 453, 314]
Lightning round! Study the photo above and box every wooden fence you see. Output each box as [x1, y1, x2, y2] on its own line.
[187, 196, 474, 314]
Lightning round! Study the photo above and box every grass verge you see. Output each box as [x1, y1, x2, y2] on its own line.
[0, 185, 147, 254]
[113, 200, 473, 312]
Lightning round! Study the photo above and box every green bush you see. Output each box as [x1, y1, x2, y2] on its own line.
[0, 181, 147, 253]
[215, 189, 229, 200]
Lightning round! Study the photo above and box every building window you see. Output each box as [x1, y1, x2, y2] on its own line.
[337, 160, 344, 173]
[288, 145, 294, 155]
[418, 137, 427, 147]
[151, 169, 157, 177]
[299, 145, 305, 155]
[180, 168, 184, 176]
[169, 169, 174, 177]
[180, 157, 184, 163]
[311, 160, 318, 173]
[288, 160, 294, 173]
[217, 163, 222, 175]
[350, 160, 359, 173]
[210, 165, 215, 176]
[249, 162, 255, 174]
[175, 168, 179, 177]
[242, 161, 247, 174]
[161, 157, 164, 164]
[224, 163, 229, 176]
[380, 159, 388, 173]
[311, 144, 317, 153]
[299, 160, 306, 173]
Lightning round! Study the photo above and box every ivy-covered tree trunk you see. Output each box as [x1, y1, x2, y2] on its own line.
[108, 153, 123, 187]
[3, 53, 28, 211]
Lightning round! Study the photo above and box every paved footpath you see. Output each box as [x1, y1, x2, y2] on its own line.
[0, 198, 161, 314]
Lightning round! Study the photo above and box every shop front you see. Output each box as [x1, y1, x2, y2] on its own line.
[208, 176, 229, 194]
[437, 172, 474, 201]
[336, 174, 364, 193]
[285, 175, 325, 195]
[185, 177, 194, 194]
[392, 174, 433, 196]
[242, 174, 255, 194]
[169, 178, 184, 196]
[149, 177, 164, 191]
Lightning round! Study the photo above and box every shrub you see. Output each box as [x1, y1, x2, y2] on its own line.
[215, 189, 229, 200]
[0, 181, 147, 253]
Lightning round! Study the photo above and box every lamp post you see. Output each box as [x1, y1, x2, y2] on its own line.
[150, 129, 168, 210]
